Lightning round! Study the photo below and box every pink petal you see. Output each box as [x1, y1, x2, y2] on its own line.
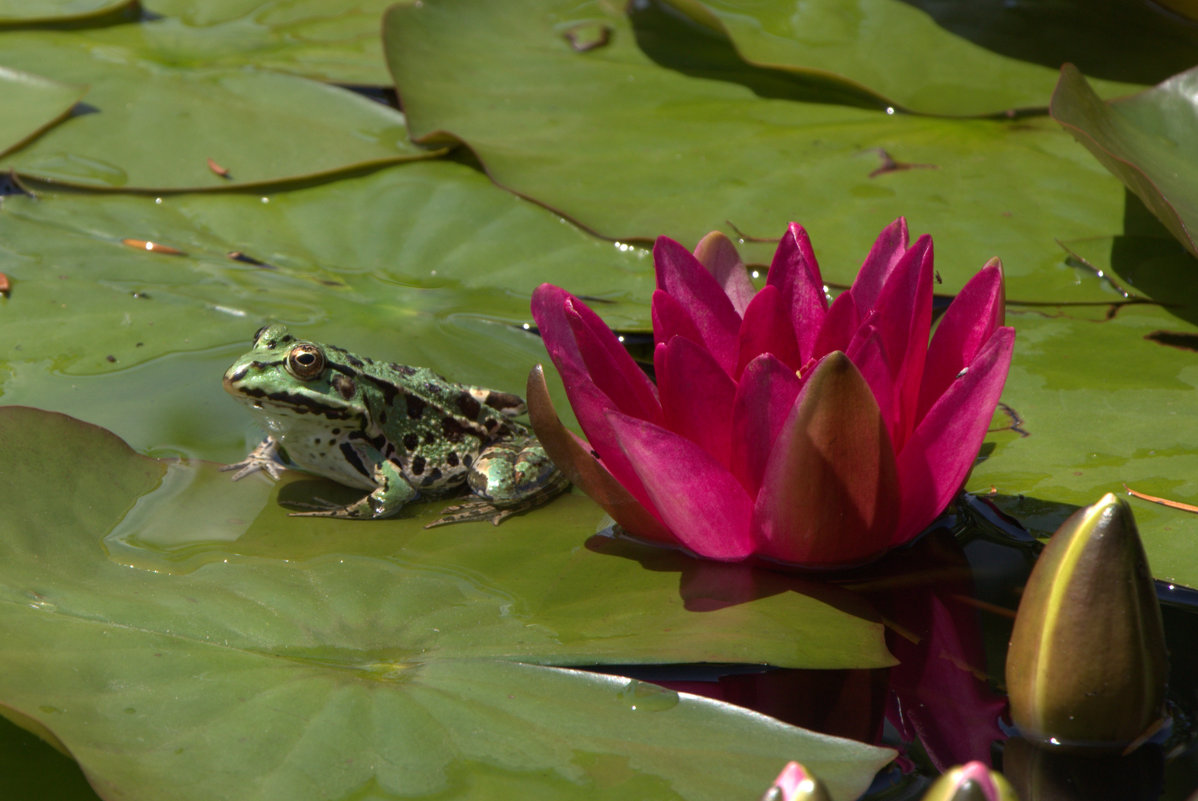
[917, 259, 1006, 423]
[693, 231, 754, 315]
[766, 223, 827, 363]
[729, 353, 802, 496]
[735, 284, 800, 375]
[526, 365, 673, 544]
[894, 327, 1015, 544]
[863, 234, 934, 451]
[849, 218, 910, 313]
[653, 236, 742, 373]
[657, 336, 737, 467]
[651, 288, 705, 351]
[811, 289, 858, 360]
[753, 352, 900, 567]
[845, 326, 899, 447]
[566, 300, 661, 424]
[608, 410, 755, 561]
[531, 285, 662, 511]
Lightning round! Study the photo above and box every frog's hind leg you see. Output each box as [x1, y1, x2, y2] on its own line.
[425, 438, 569, 528]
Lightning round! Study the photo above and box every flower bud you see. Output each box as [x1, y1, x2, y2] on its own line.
[759, 761, 831, 801]
[922, 762, 1018, 801]
[1005, 493, 1167, 752]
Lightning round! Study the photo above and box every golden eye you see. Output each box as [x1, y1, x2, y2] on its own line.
[286, 344, 325, 380]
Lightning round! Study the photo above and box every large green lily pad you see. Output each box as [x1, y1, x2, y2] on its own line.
[659, 0, 1197, 117]
[1051, 64, 1198, 259]
[0, 405, 894, 801]
[383, 0, 1130, 304]
[0, 29, 430, 189]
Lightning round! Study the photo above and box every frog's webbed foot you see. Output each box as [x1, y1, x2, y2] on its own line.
[286, 495, 377, 520]
[221, 437, 288, 481]
[425, 472, 570, 529]
[288, 461, 417, 520]
[425, 497, 516, 528]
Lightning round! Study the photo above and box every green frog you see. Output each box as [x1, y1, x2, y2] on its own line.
[221, 324, 568, 526]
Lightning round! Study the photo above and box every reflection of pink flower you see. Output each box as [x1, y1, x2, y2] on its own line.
[531, 220, 1013, 568]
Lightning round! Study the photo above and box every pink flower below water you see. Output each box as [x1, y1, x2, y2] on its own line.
[530, 220, 1014, 568]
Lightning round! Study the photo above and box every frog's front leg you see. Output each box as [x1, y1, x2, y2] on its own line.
[221, 437, 288, 481]
[427, 437, 568, 527]
[290, 459, 419, 520]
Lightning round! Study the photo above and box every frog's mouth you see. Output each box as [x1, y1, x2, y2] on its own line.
[229, 384, 358, 421]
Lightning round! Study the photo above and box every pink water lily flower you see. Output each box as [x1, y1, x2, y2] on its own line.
[529, 220, 1014, 568]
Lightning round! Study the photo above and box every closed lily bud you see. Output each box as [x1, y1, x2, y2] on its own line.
[759, 761, 831, 801]
[923, 762, 1018, 801]
[1006, 493, 1167, 752]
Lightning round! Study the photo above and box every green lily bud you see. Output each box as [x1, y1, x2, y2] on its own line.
[922, 762, 1018, 801]
[758, 761, 831, 801]
[1006, 493, 1167, 752]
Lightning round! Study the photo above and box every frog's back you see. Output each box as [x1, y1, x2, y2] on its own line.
[337, 348, 526, 444]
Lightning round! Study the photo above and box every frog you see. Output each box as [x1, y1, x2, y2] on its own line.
[221, 324, 568, 526]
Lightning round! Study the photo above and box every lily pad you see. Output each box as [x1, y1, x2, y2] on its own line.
[0, 406, 894, 801]
[129, 0, 401, 85]
[0, 0, 131, 23]
[383, 0, 1130, 304]
[1051, 63, 1198, 259]
[0, 67, 85, 157]
[659, 0, 1197, 117]
[0, 30, 431, 189]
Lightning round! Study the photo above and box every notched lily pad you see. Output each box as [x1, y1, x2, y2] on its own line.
[0, 406, 894, 801]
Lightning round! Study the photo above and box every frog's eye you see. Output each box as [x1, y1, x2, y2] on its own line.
[286, 344, 325, 380]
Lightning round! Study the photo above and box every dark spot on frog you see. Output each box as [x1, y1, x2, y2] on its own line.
[442, 417, 472, 443]
[410, 455, 426, 476]
[457, 394, 481, 420]
[485, 391, 525, 413]
[463, 454, 474, 468]
[484, 418, 500, 432]
[332, 428, 341, 435]
[332, 374, 356, 400]
[369, 434, 387, 451]
[406, 394, 427, 419]
[420, 468, 443, 487]
[403, 433, 419, 450]
[446, 452, 459, 467]
[339, 442, 370, 478]
[424, 433, 436, 444]
[390, 363, 417, 377]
